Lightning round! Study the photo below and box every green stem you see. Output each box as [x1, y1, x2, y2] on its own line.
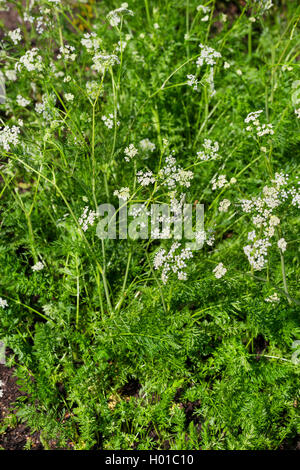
[144, 0, 152, 27]
[115, 250, 132, 313]
[280, 250, 291, 304]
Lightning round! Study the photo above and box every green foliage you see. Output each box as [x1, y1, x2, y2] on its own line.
[0, 0, 299, 450]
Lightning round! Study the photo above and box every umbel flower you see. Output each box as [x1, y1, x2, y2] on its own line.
[107, 3, 134, 28]
[0, 125, 20, 151]
[0, 298, 8, 309]
[213, 263, 227, 279]
[153, 243, 193, 284]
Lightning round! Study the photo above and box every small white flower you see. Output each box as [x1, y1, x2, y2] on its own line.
[265, 292, 280, 303]
[187, 74, 199, 91]
[295, 108, 300, 119]
[0, 125, 20, 151]
[16, 95, 30, 107]
[219, 199, 231, 212]
[107, 4, 134, 28]
[79, 206, 97, 232]
[57, 44, 77, 62]
[65, 93, 74, 102]
[139, 138, 156, 152]
[213, 263, 227, 279]
[277, 238, 287, 252]
[16, 48, 43, 72]
[196, 44, 221, 68]
[124, 144, 138, 162]
[8, 28, 22, 45]
[211, 174, 228, 190]
[197, 5, 210, 13]
[137, 170, 155, 186]
[5, 69, 17, 81]
[0, 297, 8, 308]
[114, 187, 130, 201]
[269, 215, 280, 226]
[248, 230, 256, 241]
[31, 261, 44, 272]
[86, 80, 101, 100]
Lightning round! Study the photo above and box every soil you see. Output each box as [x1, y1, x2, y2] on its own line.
[0, 3, 22, 36]
[0, 362, 42, 450]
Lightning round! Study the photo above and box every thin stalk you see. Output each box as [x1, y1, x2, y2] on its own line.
[280, 250, 291, 304]
[145, 251, 167, 313]
[144, 0, 152, 27]
[75, 256, 80, 329]
[115, 250, 132, 313]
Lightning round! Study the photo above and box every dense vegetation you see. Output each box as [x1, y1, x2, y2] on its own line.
[0, 0, 299, 450]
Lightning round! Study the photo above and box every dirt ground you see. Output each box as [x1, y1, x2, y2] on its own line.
[0, 362, 42, 450]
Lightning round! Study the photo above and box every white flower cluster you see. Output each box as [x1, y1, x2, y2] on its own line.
[153, 242, 193, 284]
[35, 93, 57, 121]
[295, 108, 300, 119]
[65, 93, 74, 102]
[102, 114, 119, 129]
[219, 199, 231, 212]
[16, 48, 43, 72]
[107, 3, 134, 28]
[213, 262, 227, 279]
[245, 110, 274, 137]
[289, 184, 300, 209]
[244, 238, 271, 270]
[16, 95, 30, 107]
[158, 153, 193, 189]
[0, 125, 20, 151]
[8, 28, 22, 44]
[34, 9, 54, 35]
[187, 74, 199, 91]
[277, 238, 287, 252]
[241, 173, 299, 270]
[114, 187, 130, 201]
[81, 33, 102, 53]
[254, 0, 273, 13]
[57, 44, 77, 61]
[0, 297, 8, 309]
[116, 39, 128, 53]
[195, 229, 215, 247]
[0, 379, 4, 398]
[91, 53, 120, 73]
[196, 44, 221, 67]
[265, 292, 280, 303]
[79, 206, 97, 232]
[197, 139, 220, 161]
[139, 138, 156, 152]
[197, 5, 210, 14]
[192, 44, 221, 97]
[124, 143, 138, 162]
[31, 261, 44, 272]
[211, 174, 228, 190]
[23, 12, 34, 23]
[5, 69, 17, 82]
[86, 81, 101, 100]
[137, 170, 155, 186]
